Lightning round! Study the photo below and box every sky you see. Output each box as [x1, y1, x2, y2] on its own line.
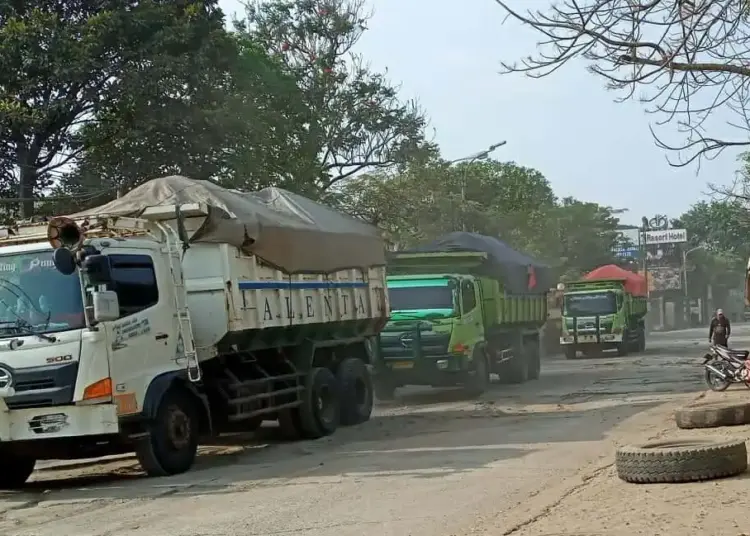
[218, 0, 744, 227]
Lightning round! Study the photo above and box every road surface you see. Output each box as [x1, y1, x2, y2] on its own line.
[0, 326, 733, 536]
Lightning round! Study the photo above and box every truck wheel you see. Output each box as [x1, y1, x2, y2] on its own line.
[135, 388, 199, 477]
[298, 367, 340, 439]
[336, 357, 373, 426]
[616, 330, 629, 357]
[505, 349, 528, 384]
[374, 379, 396, 401]
[464, 351, 489, 397]
[0, 455, 36, 489]
[564, 346, 577, 360]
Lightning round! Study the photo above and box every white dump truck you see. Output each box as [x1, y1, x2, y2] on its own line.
[0, 176, 388, 486]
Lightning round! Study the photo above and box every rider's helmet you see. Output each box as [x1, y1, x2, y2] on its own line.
[717, 308, 725, 318]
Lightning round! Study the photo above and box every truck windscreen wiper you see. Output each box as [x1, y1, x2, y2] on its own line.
[0, 319, 56, 343]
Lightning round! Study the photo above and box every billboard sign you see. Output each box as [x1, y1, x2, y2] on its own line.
[644, 228, 687, 245]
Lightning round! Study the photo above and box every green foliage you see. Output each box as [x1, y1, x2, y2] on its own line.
[0, 0, 242, 216]
[342, 159, 622, 278]
[239, 0, 435, 192]
[674, 199, 750, 290]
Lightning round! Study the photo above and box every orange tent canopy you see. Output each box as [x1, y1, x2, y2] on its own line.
[583, 264, 647, 297]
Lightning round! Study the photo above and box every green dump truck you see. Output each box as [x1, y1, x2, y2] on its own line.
[560, 264, 647, 359]
[373, 233, 551, 399]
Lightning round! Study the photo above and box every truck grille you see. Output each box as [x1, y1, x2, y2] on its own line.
[379, 330, 451, 358]
[3, 362, 79, 410]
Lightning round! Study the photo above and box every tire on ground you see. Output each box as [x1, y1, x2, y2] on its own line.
[464, 348, 489, 397]
[336, 357, 373, 426]
[135, 387, 200, 477]
[564, 346, 576, 360]
[616, 438, 747, 483]
[674, 400, 750, 429]
[298, 367, 341, 439]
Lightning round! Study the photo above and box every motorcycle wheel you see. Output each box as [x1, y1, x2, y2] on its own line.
[705, 367, 731, 392]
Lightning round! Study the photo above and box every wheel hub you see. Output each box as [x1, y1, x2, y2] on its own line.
[167, 405, 191, 450]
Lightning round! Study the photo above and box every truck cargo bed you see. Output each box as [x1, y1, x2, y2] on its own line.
[183, 244, 388, 359]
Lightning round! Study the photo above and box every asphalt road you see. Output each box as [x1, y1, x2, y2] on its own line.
[0, 325, 731, 536]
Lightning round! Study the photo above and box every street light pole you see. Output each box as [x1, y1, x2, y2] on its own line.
[683, 245, 705, 324]
[450, 141, 507, 231]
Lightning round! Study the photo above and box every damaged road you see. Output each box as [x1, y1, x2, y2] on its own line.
[0, 327, 720, 536]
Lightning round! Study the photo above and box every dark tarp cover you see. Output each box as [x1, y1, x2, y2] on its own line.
[407, 232, 553, 294]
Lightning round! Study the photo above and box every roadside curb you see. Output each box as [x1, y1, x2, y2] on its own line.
[466, 390, 708, 536]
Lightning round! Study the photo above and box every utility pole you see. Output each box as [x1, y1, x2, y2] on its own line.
[449, 141, 508, 232]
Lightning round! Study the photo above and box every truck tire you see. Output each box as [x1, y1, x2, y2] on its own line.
[505, 349, 528, 384]
[674, 400, 750, 429]
[298, 367, 340, 439]
[336, 358, 373, 425]
[564, 346, 577, 360]
[464, 350, 489, 397]
[135, 388, 199, 477]
[616, 330, 629, 357]
[0, 455, 36, 488]
[616, 439, 747, 483]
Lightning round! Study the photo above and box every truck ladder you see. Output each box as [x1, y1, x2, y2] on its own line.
[156, 222, 201, 383]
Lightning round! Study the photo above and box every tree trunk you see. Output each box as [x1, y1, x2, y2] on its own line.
[18, 164, 36, 219]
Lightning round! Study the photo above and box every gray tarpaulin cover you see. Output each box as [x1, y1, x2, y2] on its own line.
[71, 175, 386, 274]
[409, 232, 553, 294]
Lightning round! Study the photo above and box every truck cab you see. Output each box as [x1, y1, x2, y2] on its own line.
[377, 274, 484, 393]
[373, 250, 545, 399]
[560, 279, 646, 358]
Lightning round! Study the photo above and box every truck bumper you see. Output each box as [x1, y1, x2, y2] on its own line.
[0, 400, 119, 442]
[560, 334, 623, 344]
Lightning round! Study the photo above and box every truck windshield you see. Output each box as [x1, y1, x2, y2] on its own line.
[388, 285, 454, 312]
[565, 292, 618, 316]
[0, 251, 84, 337]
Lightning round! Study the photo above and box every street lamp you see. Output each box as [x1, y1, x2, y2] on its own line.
[450, 141, 508, 231]
[683, 244, 705, 325]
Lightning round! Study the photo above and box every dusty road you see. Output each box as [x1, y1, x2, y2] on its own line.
[0, 326, 733, 536]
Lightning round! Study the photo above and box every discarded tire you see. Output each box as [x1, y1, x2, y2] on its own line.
[616, 439, 747, 483]
[674, 400, 750, 429]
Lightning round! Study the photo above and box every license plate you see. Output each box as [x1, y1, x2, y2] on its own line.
[390, 361, 414, 370]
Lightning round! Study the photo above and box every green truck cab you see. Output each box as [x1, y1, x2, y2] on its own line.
[560, 278, 647, 359]
[373, 249, 548, 399]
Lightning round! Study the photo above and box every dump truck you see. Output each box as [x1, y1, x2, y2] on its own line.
[560, 264, 647, 359]
[373, 233, 551, 399]
[0, 176, 388, 487]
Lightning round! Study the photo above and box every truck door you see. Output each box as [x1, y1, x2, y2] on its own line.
[461, 280, 484, 344]
[104, 253, 178, 416]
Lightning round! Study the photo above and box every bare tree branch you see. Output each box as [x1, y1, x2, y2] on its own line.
[496, 0, 750, 165]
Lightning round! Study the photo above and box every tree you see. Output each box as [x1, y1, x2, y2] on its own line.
[495, 1, 750, 165]
[240, 0, 435, 194]
[552, 198, 622, 280]
[674, 199, 750, 292]
[0, 0, 238, 217]
[55, 31, 315, 213]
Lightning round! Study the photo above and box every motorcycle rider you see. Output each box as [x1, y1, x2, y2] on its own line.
[709, 308, 731, 347]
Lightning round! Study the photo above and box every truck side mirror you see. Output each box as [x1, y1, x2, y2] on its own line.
[92, 290, 120, 322]
[52, 248, 76, 275]
[82, 254, 113, 285]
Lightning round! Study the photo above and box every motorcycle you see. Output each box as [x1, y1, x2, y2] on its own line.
[703, 344, 750, 391]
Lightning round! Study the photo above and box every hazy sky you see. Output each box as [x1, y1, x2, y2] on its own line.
[219, 0, 743, 227]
